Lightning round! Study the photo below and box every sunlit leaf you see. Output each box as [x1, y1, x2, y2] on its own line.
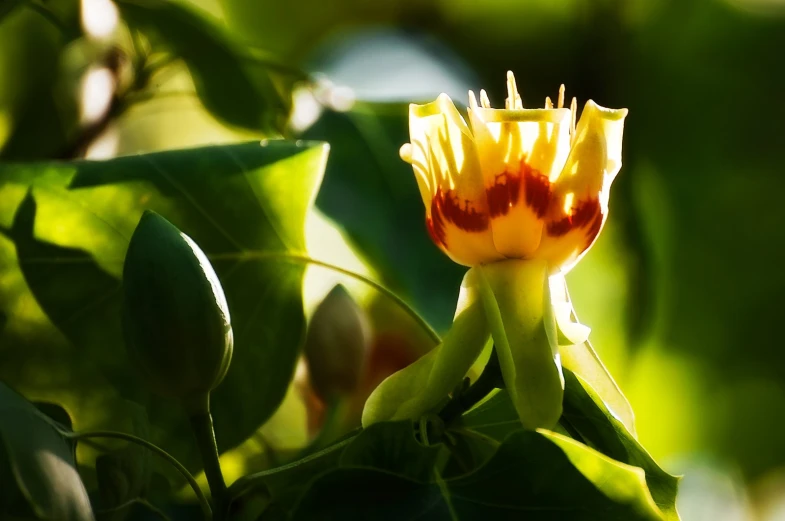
[117, 0, 289, 133]
[292, 430, 663, 520]
[460, 372, 680, 520]
[538, 430, 664, 520]
[0, 140, 328, 477]
[561, 371, 681, 521]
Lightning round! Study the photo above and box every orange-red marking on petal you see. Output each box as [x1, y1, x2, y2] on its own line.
[584, 211, 604, 248]
[487, 159, 553, 220]
[547, 198, 601, 237]
[523, 164, 552, 218]
[427, 188, 489, 248]
[487, 172, 521, 218]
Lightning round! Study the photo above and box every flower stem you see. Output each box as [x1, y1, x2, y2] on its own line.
[439, 348, 503, 425]
[301, 398, 347, 457]
[188, 412, 227, 521]
[64, 430, 211, 521]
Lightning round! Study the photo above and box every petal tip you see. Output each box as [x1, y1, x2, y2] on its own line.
[583, 100, 629, 121]
[399, 143, 413, 163]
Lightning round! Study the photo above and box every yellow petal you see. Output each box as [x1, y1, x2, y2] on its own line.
[469, 107, 571, 258]
[538, 100, 627, 272]
[410, 94, 500, 266]
[400, 142, 431, 208]
[552, 100, 627, 196]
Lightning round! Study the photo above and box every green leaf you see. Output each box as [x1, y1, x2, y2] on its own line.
[537, 430, 664, 520]
[0, 381, 94, 520]
[0, 140, 328, 476]
[340, 420, 445, 483]
[292, 430, 663, 520]
[459, 389, 520, 443]
[116, 0, 288, 133]
[439, 428, 498, 479]
[230, 436, 353, 514]
[292, 469, 450, 521]
[561, 371, 681, 520]
[33, 402, 73, 432]
[461, 373, 680, 520]
[0, 1, 79, 160]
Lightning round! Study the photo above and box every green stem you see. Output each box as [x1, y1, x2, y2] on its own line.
[95, 498, 171, 520]
[301, 398, 346, 457]
[439, 348, 503, 425]
[188, 412, 227, 521]
[227, 436, 356, 500]
[64, 430, 211, 521]
[209, 251, 442, 345]
[19, 251, 441, 346]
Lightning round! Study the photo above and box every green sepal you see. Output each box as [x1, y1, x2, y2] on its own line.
[362, 269, 490, 426]
[476, 259, 564, 430]
[550, 273, 636, 436]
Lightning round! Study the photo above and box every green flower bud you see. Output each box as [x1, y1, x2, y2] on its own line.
[122, 211, 233, 414]
[304, 285, 370, 401]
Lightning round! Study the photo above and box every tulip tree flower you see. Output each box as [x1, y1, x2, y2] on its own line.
[363, 72, 630, 431]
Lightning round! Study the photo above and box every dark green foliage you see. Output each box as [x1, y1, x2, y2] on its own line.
[0, 382, 93, 520]
[117, 0, 289, 133]
[0, 141, 327, 476]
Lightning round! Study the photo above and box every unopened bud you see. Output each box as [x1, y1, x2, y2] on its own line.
[303, 285, 370, 401]
[122, 211, 233, 413]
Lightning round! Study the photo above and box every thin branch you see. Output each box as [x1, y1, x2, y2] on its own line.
[64, 430, 212, 521]
[210, 251, 442, 346]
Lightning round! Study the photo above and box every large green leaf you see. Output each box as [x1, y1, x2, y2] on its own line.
[460, 372, 680, 520]
[116, 0, 289, 133]
[229, 421, 443, 516]
[561, 371, 681, 521]
[228, 436, 353, 515]
[0, 1, 80, 160]
[0, 381, 94, 520]
[0, 140, 328, 476]
[340, 420, 445, 483]
[292, 429, 662, 520]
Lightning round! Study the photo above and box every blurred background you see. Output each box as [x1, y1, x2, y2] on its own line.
[1, 0, 784, 519]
